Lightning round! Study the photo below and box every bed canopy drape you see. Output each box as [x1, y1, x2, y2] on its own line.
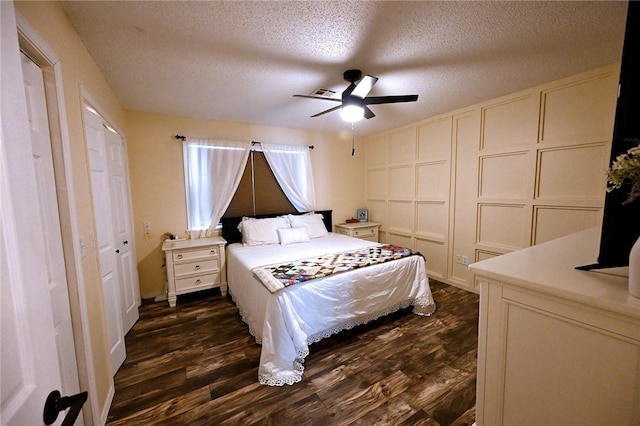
[181, 136, 316, 237]
[261, 142, 316, 213]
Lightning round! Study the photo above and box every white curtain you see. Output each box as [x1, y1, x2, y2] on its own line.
[183, 138, 251, 237]
[262, 143, 316, 212]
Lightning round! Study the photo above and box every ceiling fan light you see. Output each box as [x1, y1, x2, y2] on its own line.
[341, 104, 364, 122]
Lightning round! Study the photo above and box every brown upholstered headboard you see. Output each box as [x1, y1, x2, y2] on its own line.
[220, 210, 333, 245]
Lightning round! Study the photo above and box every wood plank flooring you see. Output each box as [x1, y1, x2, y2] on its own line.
[106, 280, 479, 425]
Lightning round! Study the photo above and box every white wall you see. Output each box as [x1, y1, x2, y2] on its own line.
[363, 64, 620, 292]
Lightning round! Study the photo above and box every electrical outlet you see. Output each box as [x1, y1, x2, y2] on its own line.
[462, 255, 469, 266]
[144, 221, 151, 232]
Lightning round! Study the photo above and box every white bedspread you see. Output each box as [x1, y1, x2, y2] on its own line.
[226, 233, 436, 386]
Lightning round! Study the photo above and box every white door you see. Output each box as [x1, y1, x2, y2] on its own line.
[1, 1, 72, 423]
[83, 108, 127, 374]
[105, 129, 140, 333]
[21, 50, 83, 410]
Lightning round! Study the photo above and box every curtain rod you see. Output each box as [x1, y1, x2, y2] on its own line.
[175, 135, 313, 149]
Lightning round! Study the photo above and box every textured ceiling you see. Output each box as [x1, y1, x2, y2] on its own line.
[61, 1, 628, 136]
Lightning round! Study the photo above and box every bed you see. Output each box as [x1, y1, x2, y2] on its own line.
[221, 210, 436, 386]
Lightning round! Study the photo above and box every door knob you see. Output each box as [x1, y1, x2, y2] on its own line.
[43, 389, 88, 426]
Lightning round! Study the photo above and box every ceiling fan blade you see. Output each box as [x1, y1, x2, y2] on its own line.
[364, 94, 419, 105]
[364, 106, 375, 119]
[310, 105, 341, 118]
[341, 82, 357, 98]
[293, 94, 342, 102]
[351, 75, 378, 99]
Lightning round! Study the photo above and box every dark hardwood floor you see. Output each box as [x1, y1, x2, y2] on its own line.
[106, 280, 479, 425]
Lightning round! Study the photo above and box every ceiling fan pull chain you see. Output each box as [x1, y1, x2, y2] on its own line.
[351, 122, 355, 156]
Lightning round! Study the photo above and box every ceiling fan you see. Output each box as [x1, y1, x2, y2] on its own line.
[293, 69, 419, 122]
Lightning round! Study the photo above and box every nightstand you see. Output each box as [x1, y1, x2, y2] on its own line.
[162, 236, 227, 307]
[335, 222, 380, 242]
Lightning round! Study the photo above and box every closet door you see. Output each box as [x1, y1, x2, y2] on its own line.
[84, 107, 126, 374]
[105, 128, 140, 332]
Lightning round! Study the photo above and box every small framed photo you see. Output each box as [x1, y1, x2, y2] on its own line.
[357, 209, 368, 222]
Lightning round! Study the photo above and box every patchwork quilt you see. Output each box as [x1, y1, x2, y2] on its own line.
[252, 244, 422, 293]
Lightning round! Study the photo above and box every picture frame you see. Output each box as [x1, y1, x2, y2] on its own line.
[357, 209, 368, 222]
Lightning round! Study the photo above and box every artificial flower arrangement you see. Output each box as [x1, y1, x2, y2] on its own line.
[606, 139, 640, 204]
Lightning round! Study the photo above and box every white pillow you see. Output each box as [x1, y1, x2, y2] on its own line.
[240, 216, 289, 246]
[287, 213, 328, 239]
[277, 227, 310, 245]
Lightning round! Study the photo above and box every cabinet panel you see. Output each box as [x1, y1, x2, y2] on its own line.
[367, 200, 387, 224]
[365, 133, 388, 167]
[479, 152, 530, 199]
[536, 143, 608, 201]
[481, 95, 538, 151]
[389, 126, 416, 163]
[417, 117, 451, 161]
[388, 232, 413, 249]
[416, 201, 447, 239]
[389, 201, 414, 233]
[477, 203, 527, 251]
[503, 303, 638, 426]
[417, 161, 448, 199]
[540, 73, 618, 145]
[533, 206, 601, 245]
[366, 168, 388, 199]
[416, 238, 446, 279]
[389, 165, 415, 199]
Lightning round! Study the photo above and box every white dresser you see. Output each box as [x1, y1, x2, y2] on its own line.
[335, 222, 380, 242]
[470, 228, 640, 426]
[162, 236, 227, 307]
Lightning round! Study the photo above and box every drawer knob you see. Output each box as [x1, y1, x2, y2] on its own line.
[195, 279, 201, 285]
[209, 250, 215, 255]
[194, 265, 200, 271]
[176, 254, 183, 260]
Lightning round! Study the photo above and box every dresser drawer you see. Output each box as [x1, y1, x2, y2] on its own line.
[174, 258, 219, 277]
[173, 246, 219, 262]
[175, 272, 220, 292]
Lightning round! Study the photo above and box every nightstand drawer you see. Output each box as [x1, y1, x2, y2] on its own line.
[173, 246, 219, 262]
[353, 228, 377, 238]
[335, 222, 381, 243]
[174, 259, 219, 277]
[175, 272, 220, 291]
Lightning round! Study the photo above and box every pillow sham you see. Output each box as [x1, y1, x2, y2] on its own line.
[277, 227, 310, 245]
[287, 213, 328, 239]
[239, 216, 290, 246]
